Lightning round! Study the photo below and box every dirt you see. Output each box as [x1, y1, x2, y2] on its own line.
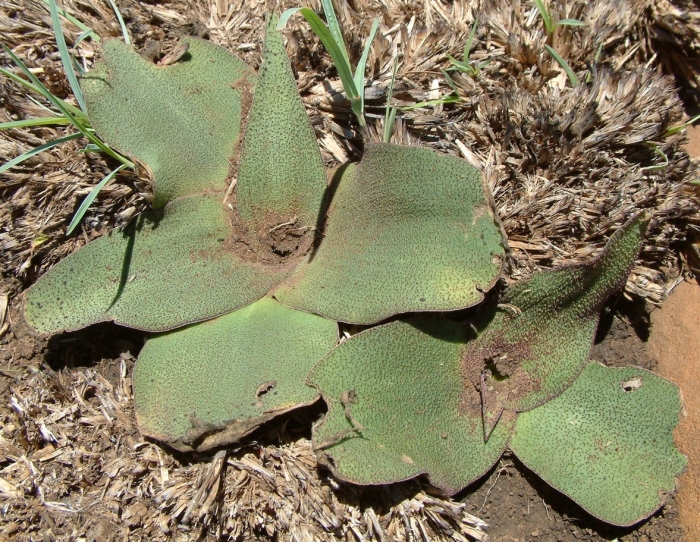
[648, 280, 700, 542]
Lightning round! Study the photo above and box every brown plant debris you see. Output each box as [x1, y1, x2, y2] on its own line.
[1, 0, 700, 539]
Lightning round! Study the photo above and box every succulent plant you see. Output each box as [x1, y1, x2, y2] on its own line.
[22, 14, 685, 527]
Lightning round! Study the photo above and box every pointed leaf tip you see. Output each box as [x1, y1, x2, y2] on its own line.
[236, 13, 327, 234]
[462, 211, 650, 435]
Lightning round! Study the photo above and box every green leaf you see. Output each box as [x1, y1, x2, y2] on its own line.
[309, 319, 515, 495]
[0, 132, 81, 175]
[462, 213, 650, 439]
[236, 15, 327, 236]
[134, 297, 337, 451]
[24, 194, 289, 333]
[81, 38, 254, 206]
[275, 143, 506, 325]
[66, 164, 128, 235]
[510, 362, 686, 526]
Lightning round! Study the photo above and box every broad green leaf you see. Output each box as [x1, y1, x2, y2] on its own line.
[510, 362, 686, 526]
[24, 194, 288, 333]
[81, 38, 255, 206]
[236, 15, 327, 235]
[134, 298, 337, 451]
[309, 319, 514, 495]
[275, 143, 506, 324]
[462, 213, 649, 438]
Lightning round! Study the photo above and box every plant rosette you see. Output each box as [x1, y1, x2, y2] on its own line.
[22, 13, 685, 527]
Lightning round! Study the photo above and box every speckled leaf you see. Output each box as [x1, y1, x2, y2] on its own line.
[23, 195, 288, 333]
[236, 15, 327, 232]
[275, 143, 506, 324]
[510, 362, 686, 526]
[462, 213, 649, 438]
[309, 319, 514, 495]
[134, 297, 337, 451]
[82, 38, 255, 206]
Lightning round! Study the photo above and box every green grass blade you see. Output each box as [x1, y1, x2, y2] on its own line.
[556, 18, 585, 27]
[0, 64, 84, 118]
[353, 17, 380, 114]
[447, 54, 473, 73]
[662, 113, 700, 138]
[383, 60, 399, 144]
[40, 0, 100, 42]
[533, 0, 554, 34]
[1, 45, 133, 167]
[107, 0, 130, 44]
[75, 29, 97, 47]
[0, 132, 81, 174]
[440, 69, 460, 93]
[67, 164, 128, 235]
[321, 0, 350, 66]
[278, 8, 361, 124]
[464, 18, 478, 61]
[545, 44, 579, 86]
[400, 95, 462, 110]
[0, 116, 72, 130]
[78, 143, 102, 153]
[49, 0, 86, 112]
[641, 145, 670, 171]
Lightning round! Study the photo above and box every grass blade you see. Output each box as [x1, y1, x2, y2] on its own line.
[40, 0, 100, 42]
[321, 0, 350, 66]
[107, 0, 130, 44]
[0, 132, 81, 174]
[279, 8, 361, 124]
[67, 164, 128, 235]
[0, 65, 84, 119]
[662, 113, 700, 138]
[49, 0, 86, 112]
[556, 18, 585, 27]
[383, 60, 399, 144]
[533, 0, 553, 34]
[544, 44, 579, 86]
[464, 18, 478, 61]
[447, 54, 472, 73]
[400, 94, 462, 110]
[2, 44, 133, 167]
[641, 144, 670, 171]
[440, 69, 460, 93]
[0, 116, 72, 130]
[353, 17, 379, 114]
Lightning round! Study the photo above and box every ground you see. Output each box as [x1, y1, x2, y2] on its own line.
[1, 0, 700, 540]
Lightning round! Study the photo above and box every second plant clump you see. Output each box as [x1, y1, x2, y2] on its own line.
[22, 14, 685, 528]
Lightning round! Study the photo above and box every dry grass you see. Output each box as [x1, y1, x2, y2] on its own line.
[1, 0, 700, 539]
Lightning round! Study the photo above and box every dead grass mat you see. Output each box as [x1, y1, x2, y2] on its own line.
[1, 0, 699, 540]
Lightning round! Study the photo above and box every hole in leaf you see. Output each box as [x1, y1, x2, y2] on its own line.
[621, 377, 643, 392]
[256, 381, 277, 398]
